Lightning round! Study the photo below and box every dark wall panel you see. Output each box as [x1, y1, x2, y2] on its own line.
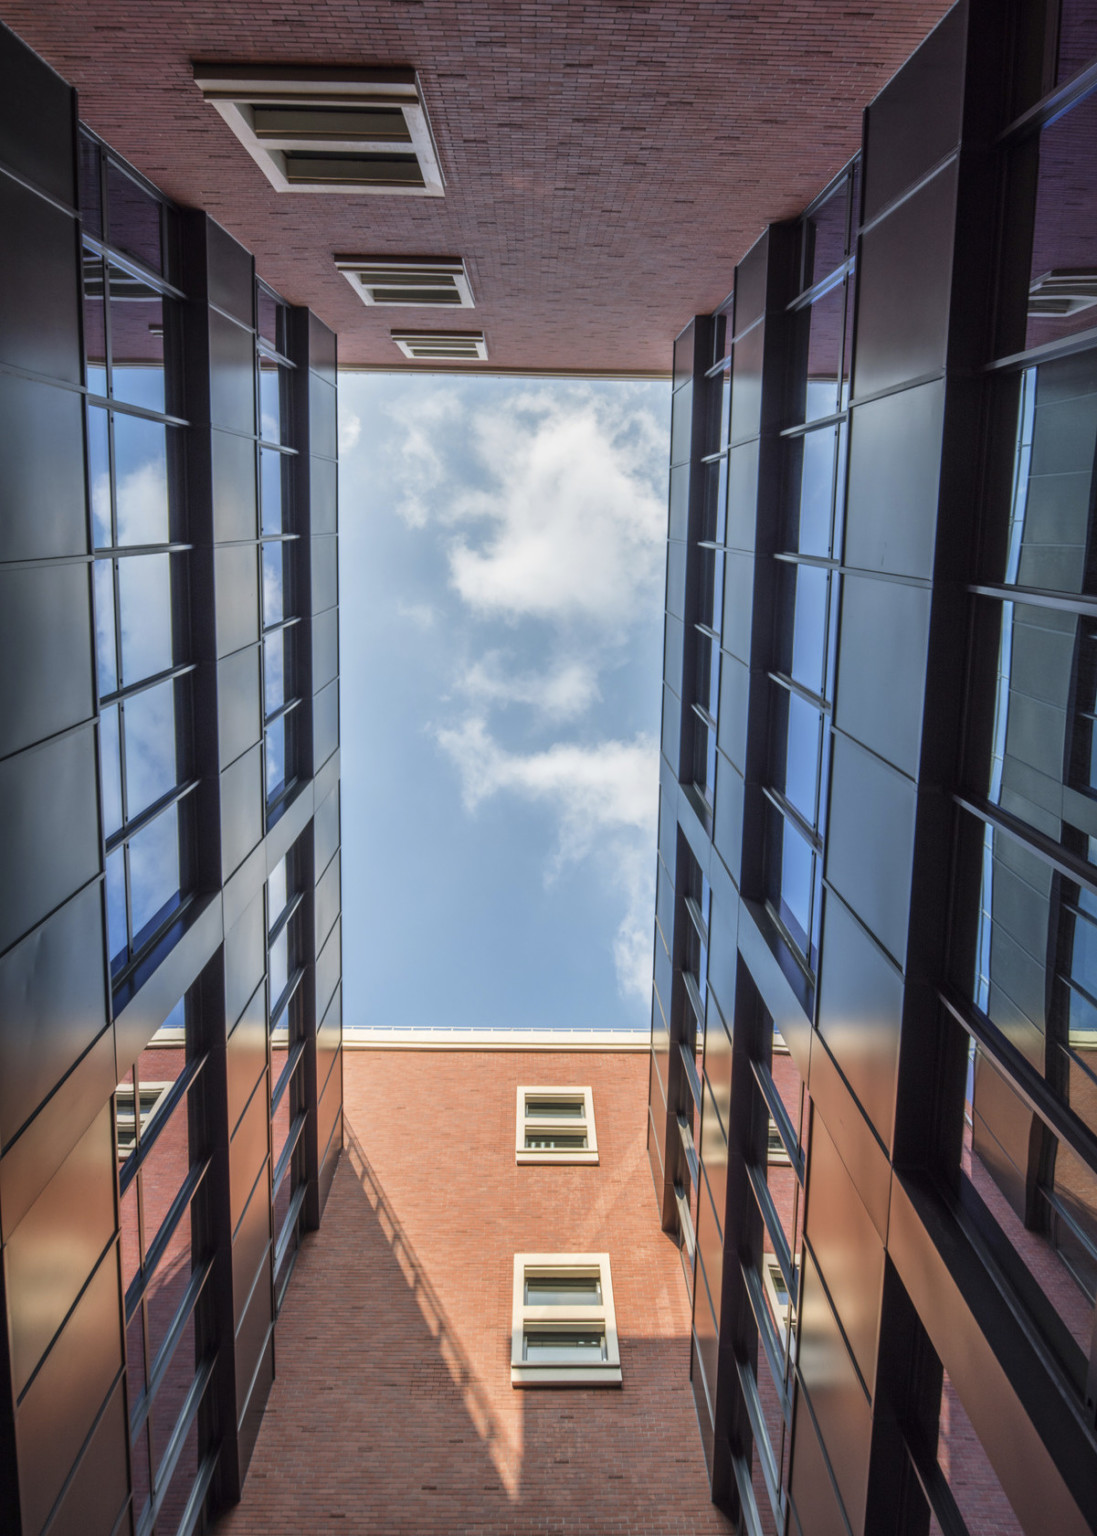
[42, 1377, 128, 1536]
[234, 1259, 273, 1413]
[211, 428, 258, 544]
[844, 380, 944, 579]
[797, 1249, 872, 1534]
[0, 884, 106, 1149]
[214, 543, 259, 660]
[315, 851, 341, 953]
[0, 176, 80, 385]
[231, 1176, 272, 1323]
[218, 645, 262, 769]
[835, 575, 930, 776]
[0, 373, 87, 562]
[0, 727, 100, 956]
[226, 980, 266, 1137]
[206, 220, 253, 327]
[313, 679, 339, 771]
[789, 1389, 853, 1536]
[209, 310, 255, 436]
[854, 162, 957, 400]
[5, 1105, 113, 1396]
[15, 1250, 121, 1536]
[0, 24, 75, 204]
[229, 1076, 270, 1235]
[310, 455, 337, 537]
[308, 375, 337, 462]
[314, 783, 340, 878]
[316, 916, 341, 1028]
[804, 1116, 884, 1392]
[312, 606, 339, 691]
[0, 564, 92, 761]
[816, 893, 902, 1150]
[220, 744, 263, 883]
[224, 889, 265, 1030]
[311, 534, 337, 617]
[826, 733, 916, 966]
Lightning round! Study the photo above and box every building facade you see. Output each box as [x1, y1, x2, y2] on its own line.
[649, 2, 1097, 1533]
[0, 23, 343, 1536]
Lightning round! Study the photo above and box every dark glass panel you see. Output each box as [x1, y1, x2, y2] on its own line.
[770, 1023, 808, 1156]
[259, 359, 287, 446]
[126, 1305, 146, 1419]
[113, 412, 169, 546]
[78, 133, 102, 240]
[105, 159, 162, 274]
[271, 1080, 291, 1173]
[119, 1171, 141, 1292]
[88, 404, 112, 547]
[985, 356, 1097, 593]
[261, 446, 288, 537]
[118, 552, 173, 683]
[777, 561, 830, 698]
[131, 1420, 152, 1531]
[701, 452, 729, 547]
[790, 279, 846, 425]
[154, 1391, 200, 1534]
[100, 704, 123, 839]
[784, 424, 838, 557]
[82, 250, 107, 396]
[123, 680, 178, 819]
[93, 558, 117, 695]
[106, 847, 127, 968]
[128, 802, 181, 948]
[137, 1081, 191, 1253]
[264, 628, 285, 716]
[803, 180, 849, 291]
[257, 287, 281, 350]
[262, 542, 285, 627]
[108, 267, 164, 413]
[773, 686, 823, 828]
[1024, 87, 1097, 352]
[766, 805, 815, 961]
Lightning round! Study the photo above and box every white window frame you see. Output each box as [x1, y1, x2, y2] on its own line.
[511, 1253, 621, 1387]
[114, 1080, 173, 1159]
[515, 1085, 597, 1165]
[335, 256, 474, 309]
[192, 65, 444, 196]
[390, 329, 487, 361]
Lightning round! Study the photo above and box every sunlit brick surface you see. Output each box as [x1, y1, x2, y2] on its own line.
[7, 1, 948, 372]
[215, 1047, 730, 1534]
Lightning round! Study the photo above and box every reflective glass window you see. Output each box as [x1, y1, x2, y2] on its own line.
[777, 562, 830, 698]
[803, 180, 849, 291]
[265, 628, 286, 714]
[105, 159, 162, 274]
[123, 681, 178, 817]
[83, 250, 107, 395]
[1021, 87, 1097, 353]
[93, 559, 118, 695]
[1057, 0, 1097, 85]
[118, 553, 174, 682]
[259, 359, 287, 445]
[113, 413, 170, 545]
[790, 280, 847, 425]
[108, 266, 165, 413]
[128, 803, 182, 946]
[88, 405, 112, 546]
[263, 542, 285, 627]
[261, 446, 288, 537]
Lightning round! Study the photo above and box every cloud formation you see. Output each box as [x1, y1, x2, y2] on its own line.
[457, 652, 600, 722]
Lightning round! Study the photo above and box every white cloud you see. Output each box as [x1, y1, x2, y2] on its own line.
[458, 652, 600, 722]
[338, 406, 362, 456]
[435, 715, 658, 999]
[383, 389, 464, 528]
[445, 392, 667, 626]
[396, 601, 437, 630]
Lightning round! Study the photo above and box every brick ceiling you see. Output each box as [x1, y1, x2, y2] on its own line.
[7, 0, 951, 373]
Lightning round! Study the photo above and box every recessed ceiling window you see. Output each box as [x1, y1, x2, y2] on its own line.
[391, 329, 487, 361]
[336, 256, 474, 308]
[516, 1086, 598, 1165]
[192, 65, 444, 196]
[511, 1254, 621, 1387]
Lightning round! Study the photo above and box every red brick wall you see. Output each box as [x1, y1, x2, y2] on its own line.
[5, 1, 950, 373]
[216, 1045, 730, 1534]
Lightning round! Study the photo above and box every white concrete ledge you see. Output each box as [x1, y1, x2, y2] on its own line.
[342, 1027, 650, 1051]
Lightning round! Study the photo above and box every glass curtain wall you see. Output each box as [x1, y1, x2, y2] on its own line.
[81, 131, 196, 986]
[267, 842, 309, 1310]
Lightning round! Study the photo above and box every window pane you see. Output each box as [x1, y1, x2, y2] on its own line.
[791, 281, 846, 425]
[78, 134, 102, 240]
[767, 806, 814, 956]
[262, 542, 285, 627]
[106, 846, 127, 968]
[803, 181, 848, 291]
[1023, 88, 1097, 354]
[523, 1330, 606, 1362]
[525, 1131, 589, 1150]
[118, 553, 173, 683]
[776, 688, 822, 827]
[83, 251, 107, 396]
[268, 858, 288, 932]
[257, 287, 280, 349]
[778, 562, 829, 697]
[261, 447, 288, 537]
[93, 559, 117, 696]
[99, 704, 123, 839]
[264, 629, 285, 715]
[259, 360, 287, 445]
[525, 1276, 602, 1305]
[113, 413, 169, 546]
[937, 1370, 1025, 1535]
[269, 924, 289, 1010]
[105, 159, 162, 273]
[525, 1098, 584, 1119]
[87, 405, 112, 548]
[128, 802, 181, 947]
[266, 717, 287, 803]
[123, 680, 178, 819]
[153, 1389, 201, 1536]
[785, 424, 837, 557]
[109, 267, 164, 413]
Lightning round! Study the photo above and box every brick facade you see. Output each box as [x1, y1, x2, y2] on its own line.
[215, 1046, 730, 1534]
[5, 0, 948, 374]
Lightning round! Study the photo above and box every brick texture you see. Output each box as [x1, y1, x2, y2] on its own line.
[6, 1, 949, 373]
[214, 1046, 731, 1534]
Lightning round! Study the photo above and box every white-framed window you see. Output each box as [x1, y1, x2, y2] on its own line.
[192, 65, 444, 196]
[335, 256, 474, 308]
[510, 1253, 621, 1387]
[515, 1086, 598, 1165]
[390, 329, 487, 361]
[762, 1254, 795, 1347]
[114, 1080, 173, 1159]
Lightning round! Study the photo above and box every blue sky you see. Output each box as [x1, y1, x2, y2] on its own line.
[337, 372, 671, 1031]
